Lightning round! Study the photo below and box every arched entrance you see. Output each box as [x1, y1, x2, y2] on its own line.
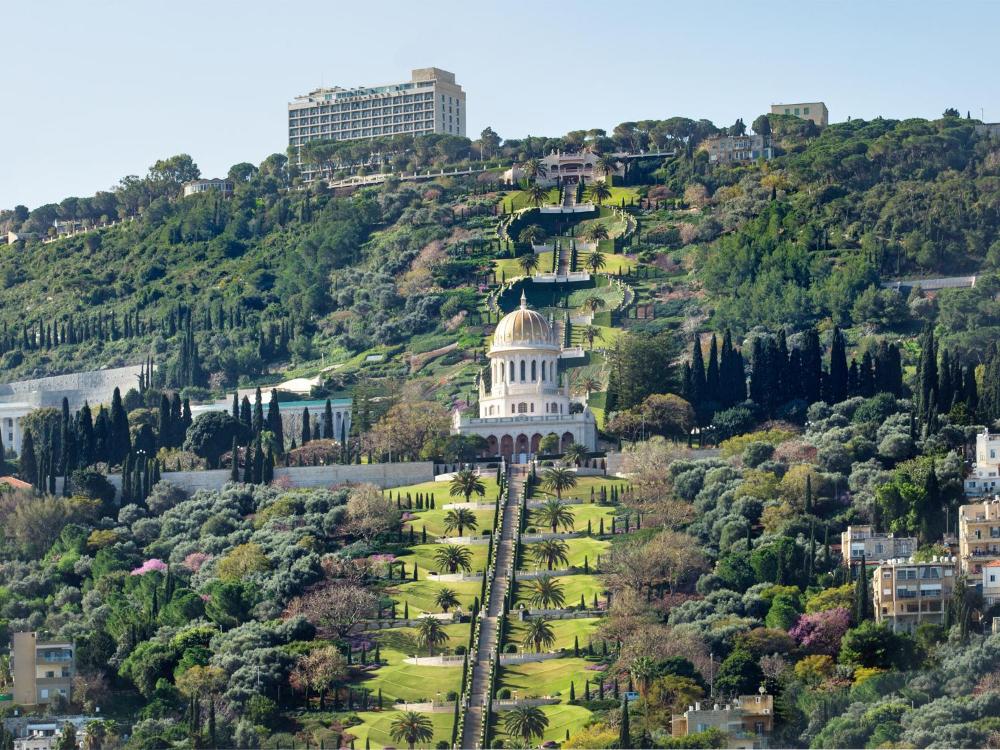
[530, 433, 543, 453]
[486, 435, 499, 457]
[561, 432, 575, 452]
[515, 434, 530, 457]
[500, 435, 514, 459]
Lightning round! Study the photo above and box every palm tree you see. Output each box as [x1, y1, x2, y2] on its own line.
[563, 442, 589, 468]
[521, 617, 556, 653]
[582, 295, 606, 314]
[527, 183, 549, 208]
[449, 469, 486, 503]
[577, 375, 602, 400]
[416, 617, 450, 656]
[541, 467, 578, 503]
[587, 251, 608, 273]
[630, 655, 658, 698]
[435, 588, 460, 613]
[532, 538, 570, 571]
[584, 224, 610, 243]
[595, 155, 620, 181]
[583, 325, 600, 350]
[503, 705, 550, 744]
[434, 544, 473, 574]
[528, 575, 566, 609]
[443, 508, 478, 537]
[518, 253, 540, 276]
[518, 224, 547, 247]
[521, 158, 548, 184]
[533, 497, 576, 533]
[588, 180, 612, 205]
[389, 711, 435, 750]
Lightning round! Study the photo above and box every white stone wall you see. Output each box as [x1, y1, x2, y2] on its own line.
[0, 364, 145, 410]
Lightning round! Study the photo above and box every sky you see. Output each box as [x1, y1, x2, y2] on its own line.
[3, 0, 999, 209]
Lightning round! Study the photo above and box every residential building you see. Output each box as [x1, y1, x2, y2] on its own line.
[287, 67, 466, 151]
[840, 525, 916, 566]
[958, 498, 1000, 575]
[770, 101, 829, 127]
[11, 632, 74, 706]
[182, 178, 233, 198]
[502, 149, 624, 187]
[702, 134, 772, 164]
[964, 429, 1000, 497]
[671, 693, 774, 749]
[873, 557, 957, 633]
[983, 561, 1000, 606]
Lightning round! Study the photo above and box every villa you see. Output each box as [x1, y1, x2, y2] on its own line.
[503, 149, 623, 187]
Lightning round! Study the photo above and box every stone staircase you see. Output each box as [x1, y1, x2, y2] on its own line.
[561, 183, 576, 209]
[459, 466, 524, 748]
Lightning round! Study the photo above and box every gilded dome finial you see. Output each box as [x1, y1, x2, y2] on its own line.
[520, 290, 527, 309]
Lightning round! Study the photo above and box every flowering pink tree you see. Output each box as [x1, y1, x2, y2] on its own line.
[131, 558, 168, 576]
[183, 552, 211, 573]
[789, 607, 851, 656]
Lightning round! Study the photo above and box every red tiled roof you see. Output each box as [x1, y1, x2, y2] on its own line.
[0, 476, 31, 490]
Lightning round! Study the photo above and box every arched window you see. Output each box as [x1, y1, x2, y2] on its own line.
[530, 403, 535, 412]
[531, 360, 537, 381]
[541, 361, 547, 381]
[518, 402, 528, 414]
[520, 360, 526, 381]
[511, 404, 516, 414]
[509, 361, 515, 381]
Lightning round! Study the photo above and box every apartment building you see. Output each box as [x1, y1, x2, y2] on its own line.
[983, 561, 1000, 606]
[958, 498, 1000, 574]
[11, 632, 74, 706]
[873, 557, 957, 633]
[671, 693, 773, 749]
[287, 67, 466, 151]
[703, 134, 772, 164]
[770, 102, 829, 127]
[964, 429, 1000, 497]
[840, 525, 917, 566]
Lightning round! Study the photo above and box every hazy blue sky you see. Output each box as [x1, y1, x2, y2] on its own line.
[3, 0, 999, 209]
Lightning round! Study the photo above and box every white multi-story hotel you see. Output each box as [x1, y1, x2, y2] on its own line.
[965, 429, 1000, 497]
[287, 67, 466, 150]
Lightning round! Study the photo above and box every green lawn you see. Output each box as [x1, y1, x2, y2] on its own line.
[392, 578, 483, 615]
[532, 476, 628, 504]
[388, 476, 501, 507]
[498, 657, 598, 701]
[350, 627, 466, 705]
[347, 710, 455, 749]
[501, 188, 561, 212]
[495, 251, 554, 281]
[514, 573, 607, 610]
[505, 617, 602, 652]
[404, 507, 497, 539]
[562, 504, 618, 533]
[569, 323, 620, 349]
[396, 542, 489, 580]
[519, 537, 610, 571]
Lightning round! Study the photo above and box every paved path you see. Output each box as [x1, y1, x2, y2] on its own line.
[460, 465, 523, 749]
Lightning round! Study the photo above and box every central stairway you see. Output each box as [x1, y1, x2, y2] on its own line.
[459, 465, 524, 749]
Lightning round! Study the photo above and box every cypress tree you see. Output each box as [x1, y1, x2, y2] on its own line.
[801, 328, 823, 404]
[253, 436, 264, 483]
[230, 439, 239, 482]
[828, 326, 849, 404]
[77, 403, 94, 466]
[918, 326, 938, 420]
[301, 408, 312, 444]
[243, 442, 254, 484]
[108, 387, 131, 466]
[231, 391, 239, 421]
[854, 554, 870, 622]
[263, 448, 274, 484]
[158, 394, 173, 449]
[705, 334, 720, 403]
[619, 697, 630, 749]
[240, 396, 252, 430]
[323, 399, 334, 440]
[19, 430, 37, 486]
[266, 390, 284, 453]
[252, 387, 264, 435]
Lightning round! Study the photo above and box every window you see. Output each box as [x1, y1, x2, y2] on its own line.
[541, 361, 546, 380]
[509, 362, 515, 381]
[518, 403, 528, 414]
[520, 361, 526, 381]
[804, 107, 810, 115]
[531, 360, 537, 381]
[40, 689, 49, 700]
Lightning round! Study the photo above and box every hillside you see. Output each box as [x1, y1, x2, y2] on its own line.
[2, 116, 998, 395]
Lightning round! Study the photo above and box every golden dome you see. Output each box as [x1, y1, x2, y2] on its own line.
[493, 292, 555, 348]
